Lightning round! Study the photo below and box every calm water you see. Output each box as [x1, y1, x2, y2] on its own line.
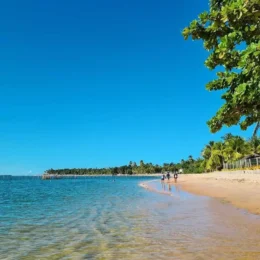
[1, 176, 260, 260]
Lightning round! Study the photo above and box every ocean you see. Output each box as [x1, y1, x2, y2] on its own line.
[1, 176, 260, 259]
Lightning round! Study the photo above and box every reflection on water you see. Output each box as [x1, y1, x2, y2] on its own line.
[1, 177, 260, 260]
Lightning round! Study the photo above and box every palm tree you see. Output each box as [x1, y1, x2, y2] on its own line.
[223, 136, 250, 162]
[140, 160, 144, 167]
[202, 141, 225, 171]
[249, 136, 260, 154]
[222, 133, 234, 141]
[132, 162, 137, 167]
[188, 155, 194, 163]
[202, 141, 215, 160]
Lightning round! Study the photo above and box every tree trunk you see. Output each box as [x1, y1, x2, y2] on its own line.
[253, 122, 260, 137]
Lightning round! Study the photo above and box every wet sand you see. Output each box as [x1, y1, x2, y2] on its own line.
[167, 172, 260, 215]
[141, 176, 260, 259]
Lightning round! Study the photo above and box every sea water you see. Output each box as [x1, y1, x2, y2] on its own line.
[1, 176, 260, 260]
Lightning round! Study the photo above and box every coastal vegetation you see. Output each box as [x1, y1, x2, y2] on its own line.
[178, 0, 260, 172]
[44, 159, 202, 176]
[44, 134, 260, 175]
[182, 0, 260, 133]
[201, 134, 260, 171]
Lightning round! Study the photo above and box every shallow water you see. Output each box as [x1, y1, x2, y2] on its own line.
[1, 177, 260, 259]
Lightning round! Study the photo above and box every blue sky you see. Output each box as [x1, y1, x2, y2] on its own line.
[0, 0, 254, 175]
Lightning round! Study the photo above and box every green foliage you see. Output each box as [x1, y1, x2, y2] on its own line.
[45, 134, 260, 175]
[249, 135, 260, 153]
[202, 141, 225, 171]
[183, 0, 260, 132]
[45, 165, 133, 176]
[176, 158, 205, 174]
[44, 158, 205, 175]
[222, 134, 251, 161]
[202, 133, 260, 171]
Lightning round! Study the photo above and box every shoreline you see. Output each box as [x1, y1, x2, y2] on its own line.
[139, 180, 176, 197]
[41, 174, 162, 177]
[41, 172, 260, 215]
[166, 172, 260, 215]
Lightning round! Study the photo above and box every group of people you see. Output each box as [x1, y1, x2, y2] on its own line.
[161, 171, 178, 181]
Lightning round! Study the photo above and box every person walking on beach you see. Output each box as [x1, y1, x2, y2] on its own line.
[174, 171, 178, 182]
[166, 172, 170, 181]
[161, 174, 165, 181]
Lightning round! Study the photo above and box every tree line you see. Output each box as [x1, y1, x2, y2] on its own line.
[45, 134, 260, 175]
[44, 159, 200, 176]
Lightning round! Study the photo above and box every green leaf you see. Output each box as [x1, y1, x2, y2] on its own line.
[182, 0, 260, 133]
[250, 25, 257, 31]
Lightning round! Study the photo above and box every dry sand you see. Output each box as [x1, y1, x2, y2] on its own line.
[168, 171, 260, 215]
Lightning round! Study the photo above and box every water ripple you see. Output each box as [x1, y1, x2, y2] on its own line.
[1, 177, 260, 259]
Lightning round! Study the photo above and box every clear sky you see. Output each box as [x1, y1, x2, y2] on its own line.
[0, 0, 254, 175]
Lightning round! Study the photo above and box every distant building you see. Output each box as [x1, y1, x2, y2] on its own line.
[242, 153, 260, 160]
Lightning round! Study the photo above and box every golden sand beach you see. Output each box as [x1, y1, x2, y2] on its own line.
[168, 171, 260, 215]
